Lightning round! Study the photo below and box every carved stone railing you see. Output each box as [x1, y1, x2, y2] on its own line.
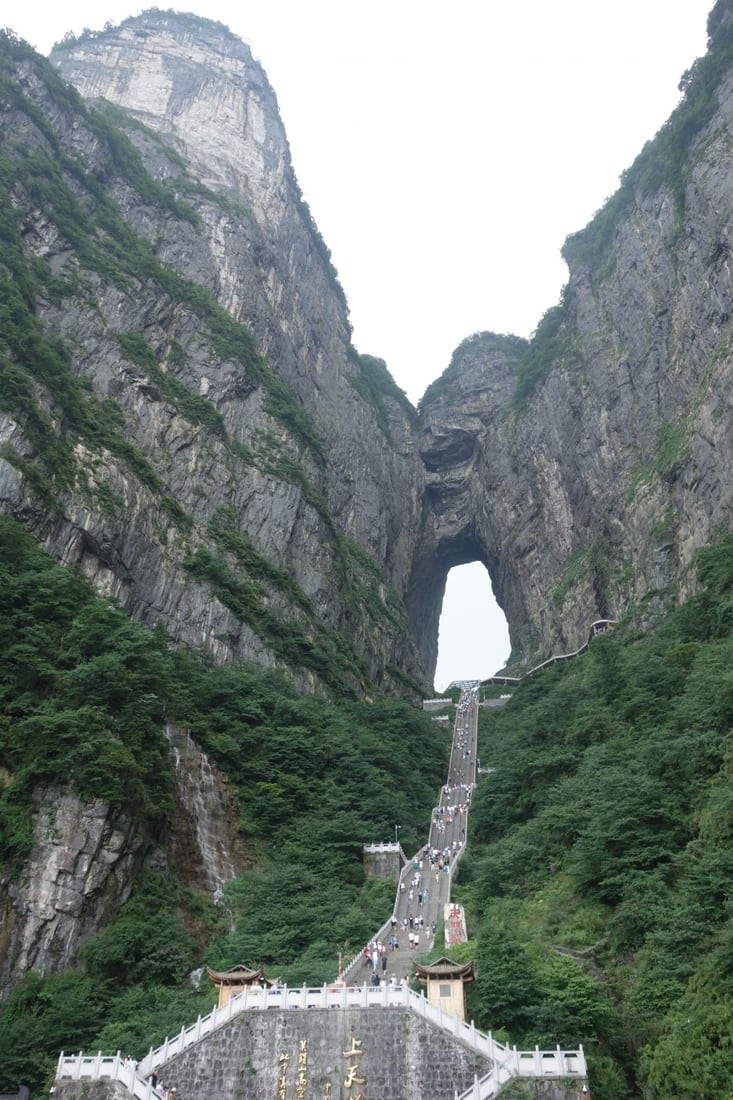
[455, 1045, 587, 1100]
[56, 983, 585, 1093]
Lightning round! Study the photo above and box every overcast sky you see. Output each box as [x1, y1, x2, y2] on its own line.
[5, 1, 714, 689]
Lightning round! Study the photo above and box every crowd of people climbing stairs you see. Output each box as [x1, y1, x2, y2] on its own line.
[348, 684, 480, 985]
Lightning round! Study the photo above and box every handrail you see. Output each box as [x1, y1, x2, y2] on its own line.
[55, 1052, 156, 1100]
[56, 986, 585, 1088]
[454, 1045, 587, 1100]
[483, 619, 617, 690]
[55, 686, 587, 1099]
[340, 842, 428, 985]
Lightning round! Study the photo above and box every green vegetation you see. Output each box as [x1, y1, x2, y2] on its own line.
[8, 16, 733, 1100]
[513, 294, 574, 408]
[183, 540, 369, 697]
[418, 331, 526, 412]
[8, 521, 733, 1100]
[184, 498, 410, 696]
[563, 7, 733, 274]
[0, 31, 388, 688]
[347, 351, 417, 438]
[0, 874, 218, 1095]
[116, 332, 226, 436]
[436, 5, 733, 411]
[654, 419, 689, 480]
[0, 520, 176, 865]
[552, 549, 589, 610]
[450, 532, 733, 1098]
[0, 29, 326, 473]
[51, 9, 242, 52]
[0, 517, 447, 1096]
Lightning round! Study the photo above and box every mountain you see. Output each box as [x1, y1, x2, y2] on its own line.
[5, 4, 733, 688]
[3, 3, 733, 1096]
[415, 0, 733, 665]
[1, 11, 427, 701]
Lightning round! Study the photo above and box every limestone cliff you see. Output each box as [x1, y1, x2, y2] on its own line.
[5, 0, 733, 1000]
[6, 1, 733, 690]
[0, 12, 430, 995]
[0, 789, 146, 991]
[415, 0, 733, 668]
[0, 12, 427, 702]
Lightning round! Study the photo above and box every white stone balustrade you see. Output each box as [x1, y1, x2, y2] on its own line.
[57, 983, 586, 1097]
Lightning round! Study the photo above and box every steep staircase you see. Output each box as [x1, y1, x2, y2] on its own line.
[56, 684, 587, 1099]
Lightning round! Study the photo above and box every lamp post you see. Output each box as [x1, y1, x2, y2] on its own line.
[394, 824, 401, 847]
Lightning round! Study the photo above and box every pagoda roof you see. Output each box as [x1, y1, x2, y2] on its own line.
[415, 957, 475, 983]
[207, 964, 264, 986]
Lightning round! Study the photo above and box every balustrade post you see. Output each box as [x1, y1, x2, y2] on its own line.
[94, 1052, 103, 1077]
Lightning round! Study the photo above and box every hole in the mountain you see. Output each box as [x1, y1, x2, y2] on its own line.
[434, 562, 510, 692]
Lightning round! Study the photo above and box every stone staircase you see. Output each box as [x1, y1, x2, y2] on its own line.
[55, 685, 588, 1099]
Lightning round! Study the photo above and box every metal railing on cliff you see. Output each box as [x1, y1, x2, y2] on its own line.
[481, 619, 618, 689]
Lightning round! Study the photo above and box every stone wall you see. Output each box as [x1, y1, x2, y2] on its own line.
[363, 845, 403, 883]
[54, 1086, 129, 1100]
[497, 1081, 589, 1100]
[154, 1007, 492, 1100]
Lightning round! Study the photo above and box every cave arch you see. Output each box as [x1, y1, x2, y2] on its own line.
[404, 518, 513, 687]
[434, 562, 510, 691]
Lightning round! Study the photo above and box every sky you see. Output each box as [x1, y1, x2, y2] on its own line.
[4, 0, 715, 689]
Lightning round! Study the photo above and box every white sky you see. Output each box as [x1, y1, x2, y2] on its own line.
[5, 0, 714, 689]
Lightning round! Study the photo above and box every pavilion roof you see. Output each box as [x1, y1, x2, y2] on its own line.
[207, 964, 264, 986]
[415, 957, 475, 983]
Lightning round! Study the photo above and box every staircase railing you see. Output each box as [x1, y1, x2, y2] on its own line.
[57, 984, 585, 1090]
[455, 1046, 587, 1100]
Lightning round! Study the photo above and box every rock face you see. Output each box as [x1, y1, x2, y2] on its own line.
[1, 13, 427, 704]
[4, 3, 733, 993]
[163, 723, 245, 900]
[0, 729, 247, 993]
[0, 790, 146, 990]
[4, 5, 731, 686]
[414, 5, 733, 666]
